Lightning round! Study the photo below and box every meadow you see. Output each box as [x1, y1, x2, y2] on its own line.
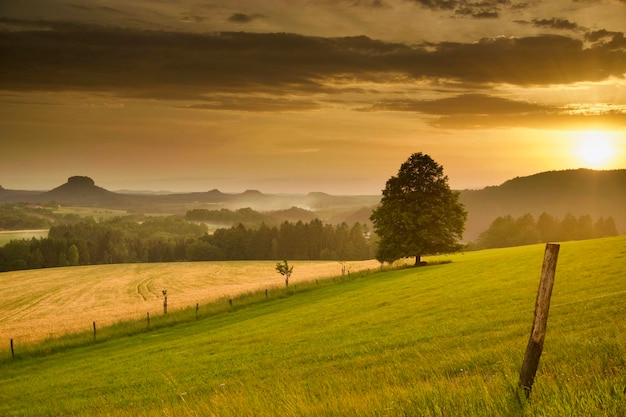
[0, 236, 625, 416]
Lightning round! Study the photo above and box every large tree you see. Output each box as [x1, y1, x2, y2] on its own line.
[370, 152, 467, 265]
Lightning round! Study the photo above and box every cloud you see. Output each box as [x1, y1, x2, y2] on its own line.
[67, 3, 123, 14]
[433, 110, 626, 129]
[408, 0, 511, 18]
[585, 30, 626, 49]
[181, 10, 210, 23]
[180, 96, 321, 112]
[227, 13, 265, 24]
[0, 20, 624, 106]
[530, 18, 583, 32]
[333, 0, 390, 7]
[361, 93, 626, 129]
[364, 93, 551, 115]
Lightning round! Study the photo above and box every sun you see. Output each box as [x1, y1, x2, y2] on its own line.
[574, 130, 616, 169]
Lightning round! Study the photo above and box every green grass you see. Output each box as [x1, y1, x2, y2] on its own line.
[1, 236, 625, 416]
[52, 206, 129, 219]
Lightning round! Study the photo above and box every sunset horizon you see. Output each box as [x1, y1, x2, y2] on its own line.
[1, 1, 625, 195]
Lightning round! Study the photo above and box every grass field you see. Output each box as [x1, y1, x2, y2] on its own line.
[0, 236, 625, 416]
[0, 230, 49, 247]
[0, 259, 384, 343]
[52, 206, 129, 218]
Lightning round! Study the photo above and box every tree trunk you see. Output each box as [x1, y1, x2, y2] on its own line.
[415, 255, 422, 266]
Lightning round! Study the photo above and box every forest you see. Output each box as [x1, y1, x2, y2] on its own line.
[473, 212, 618, 249]
[0, 213, 374, 272]
[0, 202, 620, 272]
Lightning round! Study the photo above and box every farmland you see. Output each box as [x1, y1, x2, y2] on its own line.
[0, 236, 625, 416]
[0, 259, 383, 343]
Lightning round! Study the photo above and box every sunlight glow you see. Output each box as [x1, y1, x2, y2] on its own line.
[574, 130, 616, 169]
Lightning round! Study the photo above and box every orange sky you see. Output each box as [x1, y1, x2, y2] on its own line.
[1, 0, 625, 194]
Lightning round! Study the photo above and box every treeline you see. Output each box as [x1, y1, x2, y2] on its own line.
[188, 220, 373, 261]
[185, 207, 317, 225]
[0, 216, 374, 272]
[0, 216, 207, 271]
[474, 212, 618, 249]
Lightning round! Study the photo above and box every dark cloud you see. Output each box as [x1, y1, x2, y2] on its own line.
[67, 3, 123, 14]
[361, 93, 626, 129]
[409, 0, 510, 18]
[0, 21, 624, 104]
[345, 0, 390, 7]
[364, 93, 551, 115]
[181, 96, 321, 112]
[585, 29, 617, 42]
[228, 13, 264, 24]
[585, 30, 626, 49]
[181, 11, 210, 23]
[531, 18, 582, 32]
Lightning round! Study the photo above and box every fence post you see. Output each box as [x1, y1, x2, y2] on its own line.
[147, 312, 150, 327]
[10, 339, 14, 359]
[519, 243, 560, 399]
[196, 303, 199, 319]
[93, 321, 97, 340]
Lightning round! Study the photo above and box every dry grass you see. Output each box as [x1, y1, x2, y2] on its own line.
[0, 260, 382, 343]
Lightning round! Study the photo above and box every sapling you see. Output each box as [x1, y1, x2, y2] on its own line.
[275, 260, 293, 287]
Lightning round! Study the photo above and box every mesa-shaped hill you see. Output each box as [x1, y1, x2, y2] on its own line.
[40, 176, 131, 207]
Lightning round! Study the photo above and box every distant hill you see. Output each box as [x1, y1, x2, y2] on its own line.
[1, 169, 624, 242]
[0, 176, 380, 218]
[459, 169, 626, 241]
[40, 176, 131, 207]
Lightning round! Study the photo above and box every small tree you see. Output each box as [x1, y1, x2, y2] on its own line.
[370, 152, 467, 265]
[67, 244, 80, 266]
[275, 260, 293, 287]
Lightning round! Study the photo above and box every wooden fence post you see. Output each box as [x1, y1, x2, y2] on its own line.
[196, 303, 199, 319]
[147, 312, 150, 327]
[93, 321, 97, 340]
[519, 243, 560, 399]
[10, 339, 14, 359]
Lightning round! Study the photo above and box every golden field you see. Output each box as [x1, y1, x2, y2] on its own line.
[0, 260, 382, 343]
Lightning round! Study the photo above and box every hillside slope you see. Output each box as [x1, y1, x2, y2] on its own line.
[1, 236, 624, 416]
[460, 169, 626, 240]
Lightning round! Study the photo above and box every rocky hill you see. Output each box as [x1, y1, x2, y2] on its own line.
[40, 176, 130, 206]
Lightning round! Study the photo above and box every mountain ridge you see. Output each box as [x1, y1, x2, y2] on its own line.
[1, 168, 624, 241]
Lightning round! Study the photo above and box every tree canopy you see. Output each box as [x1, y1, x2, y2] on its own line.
[370, 152, 467, 265]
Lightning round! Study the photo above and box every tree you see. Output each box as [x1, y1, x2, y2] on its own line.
[67, 244, 80, 266]
[275, 260, 294, 287]
[370, 152, 467, 265]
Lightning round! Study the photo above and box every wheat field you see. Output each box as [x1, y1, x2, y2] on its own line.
[0, 259, 382, 343]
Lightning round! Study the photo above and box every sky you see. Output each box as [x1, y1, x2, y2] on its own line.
[1, 0, 625, 195]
